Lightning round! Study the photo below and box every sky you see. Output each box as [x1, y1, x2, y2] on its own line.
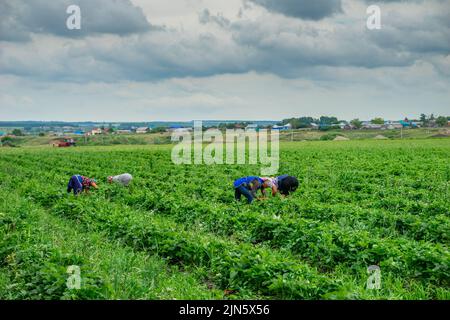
[0, 0, 449, 121]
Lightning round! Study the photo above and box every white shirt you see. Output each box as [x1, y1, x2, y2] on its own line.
[112, 173, 133, 186]
[261, 177, 278, 188]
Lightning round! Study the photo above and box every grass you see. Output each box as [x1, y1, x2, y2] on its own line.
[0, 138, 449, 299]
[0, 189, 222, 299]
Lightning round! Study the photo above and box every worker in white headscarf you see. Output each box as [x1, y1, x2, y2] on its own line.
[108, 173, 133, 186]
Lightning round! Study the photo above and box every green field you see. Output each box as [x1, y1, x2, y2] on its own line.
[0, 139, 449, 299]
[2, 127, 449, 148]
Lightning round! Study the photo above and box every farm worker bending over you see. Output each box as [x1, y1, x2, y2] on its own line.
[260, 177, 277, 198]
[67, 175, 98, 195]
[108, 173, 133, 186]
[261, 175, 299, 197]
[233, 176, 263, 204]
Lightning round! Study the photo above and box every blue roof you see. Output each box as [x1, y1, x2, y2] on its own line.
[272, 125, 290, 130]
[399, 120, 413, 127]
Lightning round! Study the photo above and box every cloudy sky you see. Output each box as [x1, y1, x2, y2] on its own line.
[0, 0, 449, 121]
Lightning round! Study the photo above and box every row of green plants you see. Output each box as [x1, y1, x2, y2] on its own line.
[3, 148, 447, 241]
[113, 188, 449, 285]
[0, 159, 345, 299]
[24, 185, 341, 299]
[4, 151, 447, 286]
[1, 139, 448, 299]
[0, 171, 224, 300]
[0, 173, 109, 299]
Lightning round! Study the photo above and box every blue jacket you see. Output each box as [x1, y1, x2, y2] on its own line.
[233, 176, 263, 189]
[67, 175, 83, 195]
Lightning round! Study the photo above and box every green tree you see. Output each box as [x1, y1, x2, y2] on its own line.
[12, 129, 24, 136]
[371, 118, 385, 125]
[280, 117, 318, 129]
[289, 118, 301, 129]
[152, 127, 168, 133]
[0, 136, 16, 147]
[436, 116, 448, 127]
[319, 116, 338, 125]
[297, 117, 316, 128]
[420, 113, 427, 122]
[350, 119, 362, 129]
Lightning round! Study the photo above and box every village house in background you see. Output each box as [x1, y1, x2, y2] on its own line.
[169, 126, 192, 133]
[245, 123, 259, 131]
[0, 114, 448, 139]
[272, 124, 292, 131]
[136, 127, 150, 134]
[88, 128, 103, 136]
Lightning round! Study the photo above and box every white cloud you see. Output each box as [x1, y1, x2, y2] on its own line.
[0, 0, 449, 121]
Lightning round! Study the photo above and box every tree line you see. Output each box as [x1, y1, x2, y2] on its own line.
[279, 114, 449, 129]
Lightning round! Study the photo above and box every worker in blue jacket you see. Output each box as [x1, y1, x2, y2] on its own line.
[233, 176, 263, 204]
[67, 175, 98, 195]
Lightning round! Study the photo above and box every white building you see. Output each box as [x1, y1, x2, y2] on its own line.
[89, 128, 102, 135]
[136, 127, 149, 134]
[384, 122, 403, 130]
[362, 122, 383, 130]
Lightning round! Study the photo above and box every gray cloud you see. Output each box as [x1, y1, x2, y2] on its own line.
[365, 1, 450, 56]
[0, 0, 152, 42]
[248, 0, 342, 20]
[229, 19, 415, 74]
[1, 0, 449, 121]
[0, 0, 449, 83]
[199, 9, 231, 28]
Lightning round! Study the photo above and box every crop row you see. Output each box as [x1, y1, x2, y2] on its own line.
[0, 174, 110, 299]
[2, 151, 448, 246]
[0, 180, 222, 299]
[4, 149, 448, 229]
[119, 189, 450, 285]
[2, 168, 343, 299]
[3, 155, 449, 287]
